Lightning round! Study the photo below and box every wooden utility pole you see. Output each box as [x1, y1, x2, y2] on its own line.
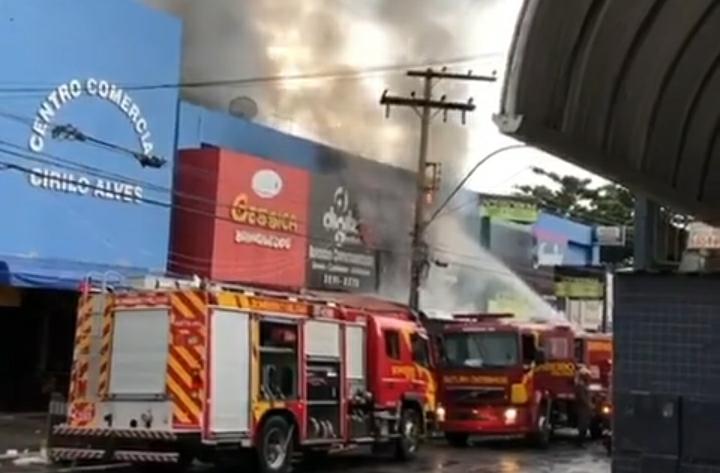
[380, 67, 496, 311]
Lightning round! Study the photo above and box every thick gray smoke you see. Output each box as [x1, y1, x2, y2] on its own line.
[143, 0, 557, 319]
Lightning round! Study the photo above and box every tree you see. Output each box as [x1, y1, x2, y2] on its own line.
[514, 167, 634, 226]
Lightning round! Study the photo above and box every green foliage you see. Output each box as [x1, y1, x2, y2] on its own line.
[514, 167, 634, 226]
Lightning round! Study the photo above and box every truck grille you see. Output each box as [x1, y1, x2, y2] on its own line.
[445, 387, 507, 405]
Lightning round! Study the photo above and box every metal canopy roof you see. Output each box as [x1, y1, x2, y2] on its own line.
[495, 0, 720, 222]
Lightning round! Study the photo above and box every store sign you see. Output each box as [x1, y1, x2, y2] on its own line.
[596, 226, 627, 247]
[229, 169, 298, 251]
[308, 175, 377, 292]
[555, 277, 604, 298]
[27, 169, 144, 204]
[686, 222, 720, 250]
[29, 78, 155, 154]
[210, 151, 309, 287]
[229, 170, 299, 252]
[480, 197, 538, 223]
[25, 78, 156, 204]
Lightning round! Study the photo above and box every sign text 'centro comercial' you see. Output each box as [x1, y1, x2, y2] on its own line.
[28, 78, 155, 155]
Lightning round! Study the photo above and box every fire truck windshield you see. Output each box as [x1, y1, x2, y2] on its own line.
[442, 332, 519, 368]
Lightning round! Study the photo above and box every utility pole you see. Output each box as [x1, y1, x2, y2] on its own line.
[380, 67, 496, 311]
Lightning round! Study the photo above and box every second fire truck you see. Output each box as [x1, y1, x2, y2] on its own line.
[50, 279, 435, 473]
[429, 313, 611, 447]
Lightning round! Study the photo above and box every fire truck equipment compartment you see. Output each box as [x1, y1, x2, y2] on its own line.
[209, 310, 250, 434]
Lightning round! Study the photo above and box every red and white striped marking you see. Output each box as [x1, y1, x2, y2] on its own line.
[50, 448, 105, 461]
[114, 451, 179, 463]
[52, 424, 177, 440]
[113, 429, 178, 440]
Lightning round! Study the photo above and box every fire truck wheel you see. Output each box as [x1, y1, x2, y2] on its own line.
[445, 433, 469, 448]
[590, 419, 604, 440]
[394, 408, 421, 461]
[258, 416, 295, 473]
[528, 402, 551, 449]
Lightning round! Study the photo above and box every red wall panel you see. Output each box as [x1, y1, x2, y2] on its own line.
[170, 148, 220, 277]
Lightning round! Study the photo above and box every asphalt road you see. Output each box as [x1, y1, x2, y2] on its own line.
[2, 441, 610, 473]
[310, 441, 610, 473]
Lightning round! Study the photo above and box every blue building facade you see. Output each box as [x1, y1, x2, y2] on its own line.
[533, 212, 599, 267]
[0, 0, 182, 289]
[0, 0, 184, 412]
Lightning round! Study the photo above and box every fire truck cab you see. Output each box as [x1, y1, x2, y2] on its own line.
[431, 313, 584, 447]
[50, 280, 433, 473]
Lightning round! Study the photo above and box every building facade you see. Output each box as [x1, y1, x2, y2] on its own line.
[477, 194, 604, 329]
[0, 0, 182, 412]
[0, 1, 415, 413]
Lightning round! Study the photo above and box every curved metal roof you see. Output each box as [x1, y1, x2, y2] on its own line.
[495, 0, 720, 222]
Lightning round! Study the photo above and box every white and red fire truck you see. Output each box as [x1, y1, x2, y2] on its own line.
[50, 279, 436, 473]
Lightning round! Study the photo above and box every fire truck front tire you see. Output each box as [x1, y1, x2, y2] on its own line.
[257, 416, 295, 473]
[394, 408, 421, 461]
[590, 417, 604, 440]
[527, 401, 551, 449]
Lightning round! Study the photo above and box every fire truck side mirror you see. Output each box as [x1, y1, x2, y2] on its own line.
[535, 348, 547, 365]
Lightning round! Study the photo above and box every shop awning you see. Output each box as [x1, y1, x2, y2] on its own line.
[0, 255, 155, 291]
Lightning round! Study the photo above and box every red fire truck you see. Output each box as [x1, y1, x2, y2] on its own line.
[430, 313, 587, 447]
[50, 280, 435, 473]
[575, 332, 613, 438]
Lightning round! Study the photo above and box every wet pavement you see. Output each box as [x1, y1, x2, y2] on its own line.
[0, 440, 610, 473]
[311, 441, 610, 473]
[0, 413, 47, 453]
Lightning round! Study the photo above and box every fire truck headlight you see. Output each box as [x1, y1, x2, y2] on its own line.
[436, 405, 446, 423]
[602, 405, 611, 416]
[504, 408, 518, 424]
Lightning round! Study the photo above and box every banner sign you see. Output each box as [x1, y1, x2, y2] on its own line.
[687, 222, 720, 250]
[555, 277, 604, 298]
[308, 174, 377, 292]
[480, 197, 539, 223]
[307, 150, 414, 293]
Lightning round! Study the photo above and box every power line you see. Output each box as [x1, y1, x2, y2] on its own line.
[0, 52, 504, 95]
[0, 152, 549, 279]
[0, 152, 583, 294]
[0, 153, 413, 253]
[0, 109, 166, 168]
[0, 142, 351, 227]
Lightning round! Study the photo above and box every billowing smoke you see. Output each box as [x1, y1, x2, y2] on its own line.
[143, 0, 508, 168]
[143, 0, 557, 318]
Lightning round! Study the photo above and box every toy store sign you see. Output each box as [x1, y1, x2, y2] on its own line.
[25, 78, 156, 204]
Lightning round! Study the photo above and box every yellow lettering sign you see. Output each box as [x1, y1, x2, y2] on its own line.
[237, 296, 310, 315]
[230, 194, 298, 233]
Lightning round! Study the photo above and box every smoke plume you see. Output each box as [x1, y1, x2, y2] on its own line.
[143, 0, 557, 318]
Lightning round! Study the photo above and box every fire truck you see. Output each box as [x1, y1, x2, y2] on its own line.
[49, 279, 435, 473]
[429, 313, 591, 447]
[574, 332, 613, 438]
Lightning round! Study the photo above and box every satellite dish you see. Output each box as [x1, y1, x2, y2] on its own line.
[229, 96, 259, 120]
